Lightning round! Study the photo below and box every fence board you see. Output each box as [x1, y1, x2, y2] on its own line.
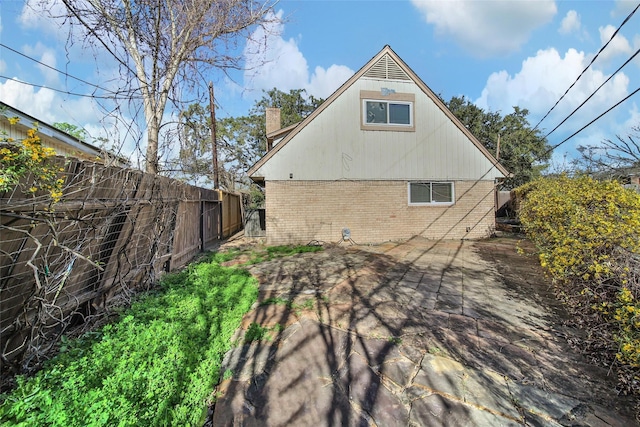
[1, 157, 242, 380]
[220, 190, 243, 238]
[202, 201, 220, 249]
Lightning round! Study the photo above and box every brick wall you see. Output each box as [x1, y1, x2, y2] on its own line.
[265, 180, 496, 245]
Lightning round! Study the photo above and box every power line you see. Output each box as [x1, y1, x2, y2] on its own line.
[0, 43, 142, 100]
[543, 48, 640, 140]
[0, 43, 112, 94]
[532, 1, 640, 132]
[0, 75, 139, 100]
[542, 86, 640, 157]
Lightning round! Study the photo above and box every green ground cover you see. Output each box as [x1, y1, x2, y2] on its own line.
[0, 245, 321, 426]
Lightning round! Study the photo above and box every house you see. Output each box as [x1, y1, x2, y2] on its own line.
[248, 45, 509, 245]
[0, 101, 128, 167]
[623, 172, 640, 193]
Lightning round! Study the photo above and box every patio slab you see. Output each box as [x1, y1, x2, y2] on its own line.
[209, 236, 636, 426]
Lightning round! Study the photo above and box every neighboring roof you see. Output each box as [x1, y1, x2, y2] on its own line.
[0, 101, 129, 165]
[248, 45, 510, 180]
[266, 122, 299, 140]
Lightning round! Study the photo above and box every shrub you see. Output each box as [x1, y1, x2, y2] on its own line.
[1, 115, 65, 202]
[515, 175, 640, 393]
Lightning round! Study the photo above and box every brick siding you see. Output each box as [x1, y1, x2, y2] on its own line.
[265, 180, 496, 245]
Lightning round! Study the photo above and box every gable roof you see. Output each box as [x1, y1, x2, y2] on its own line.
[248, 45, 510, 180]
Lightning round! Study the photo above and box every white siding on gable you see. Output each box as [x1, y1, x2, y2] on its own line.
[252, 77, 504, 182]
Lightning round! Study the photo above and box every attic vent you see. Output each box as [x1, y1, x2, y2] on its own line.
[364, 54, 410, 81]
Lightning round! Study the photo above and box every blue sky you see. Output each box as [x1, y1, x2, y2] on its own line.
[1, 0, 639, 168]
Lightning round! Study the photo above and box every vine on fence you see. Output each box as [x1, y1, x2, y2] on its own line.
[1, 114, 234, 393]
[515, 175, 640, 395]
[0, 158, 199, 391]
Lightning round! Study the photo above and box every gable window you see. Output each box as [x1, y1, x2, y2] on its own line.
[360, 90, 415, 131]
[408, 182, 454, 205]
[365, 100, 412, 125]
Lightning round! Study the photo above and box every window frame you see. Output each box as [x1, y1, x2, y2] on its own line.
[407, 181, 455, 206]
[360, 90, 415, 132]
[363, 99, 413, 126]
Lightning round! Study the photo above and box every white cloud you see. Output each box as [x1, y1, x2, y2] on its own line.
[22, 42, 59, 85]
[598, 25, 633, 63]
[0, 78, 140, 159]
[619, 102, 639, 133]
[243, 10, 354, 99]
[307, 64, 354, 98]
[19, 0, 68, 34]
[0, 79, 58, 123]
[410, 0, 557, 57]
[0, 78, 100, 128]
[476, 47, 630, 133]
[19, 0, 112, 64]
[559, 10, 581, 35]
[611, 0, 639, 17]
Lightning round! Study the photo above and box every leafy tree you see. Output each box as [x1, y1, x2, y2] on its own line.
[445, 96, 551, 189]
[53, 122, 88, 141]
[44, 0, 277, 174]
[172, 88, 323, 201]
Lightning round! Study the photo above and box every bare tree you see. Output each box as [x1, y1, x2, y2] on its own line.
[574, 125, 640, 178]
[44, 0, 276, 174]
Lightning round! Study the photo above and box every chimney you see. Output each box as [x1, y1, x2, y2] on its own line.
[265, 107, 281, 151]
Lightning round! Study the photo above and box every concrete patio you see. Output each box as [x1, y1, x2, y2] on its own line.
[210, 236, 636, 426]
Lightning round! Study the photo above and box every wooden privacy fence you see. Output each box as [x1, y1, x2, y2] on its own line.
[220, 190, 242, 239]
[0, 157, 243, 380]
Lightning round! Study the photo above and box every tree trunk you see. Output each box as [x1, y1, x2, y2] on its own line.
[146, 120, 159, 174]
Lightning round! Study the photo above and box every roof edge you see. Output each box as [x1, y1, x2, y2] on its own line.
[384, 48, 510, 178]
[266, 121, 300, 139]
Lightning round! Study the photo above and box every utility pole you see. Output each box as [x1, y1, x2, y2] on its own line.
[496, 133, 501, 161]
[209, 82, 219, 189]
[209, 82, 222, 240]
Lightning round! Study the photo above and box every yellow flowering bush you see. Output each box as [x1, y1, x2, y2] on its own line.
[1, 117, 65, 202]
[515, 175, 640, 391]
[515, 175, 640, 283]
[614, 287, 640, 367]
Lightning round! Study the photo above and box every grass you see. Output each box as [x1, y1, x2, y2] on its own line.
[0, 244, 321, 427]
[244, 322, 284, 343]
[0, 252, 257, 426]
[229, 244, 323, 265]
[388, 336, 402, 345]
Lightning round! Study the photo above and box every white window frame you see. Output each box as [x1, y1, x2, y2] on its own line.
[408, 182, 455, 206]
[362, 99, 413, 127]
